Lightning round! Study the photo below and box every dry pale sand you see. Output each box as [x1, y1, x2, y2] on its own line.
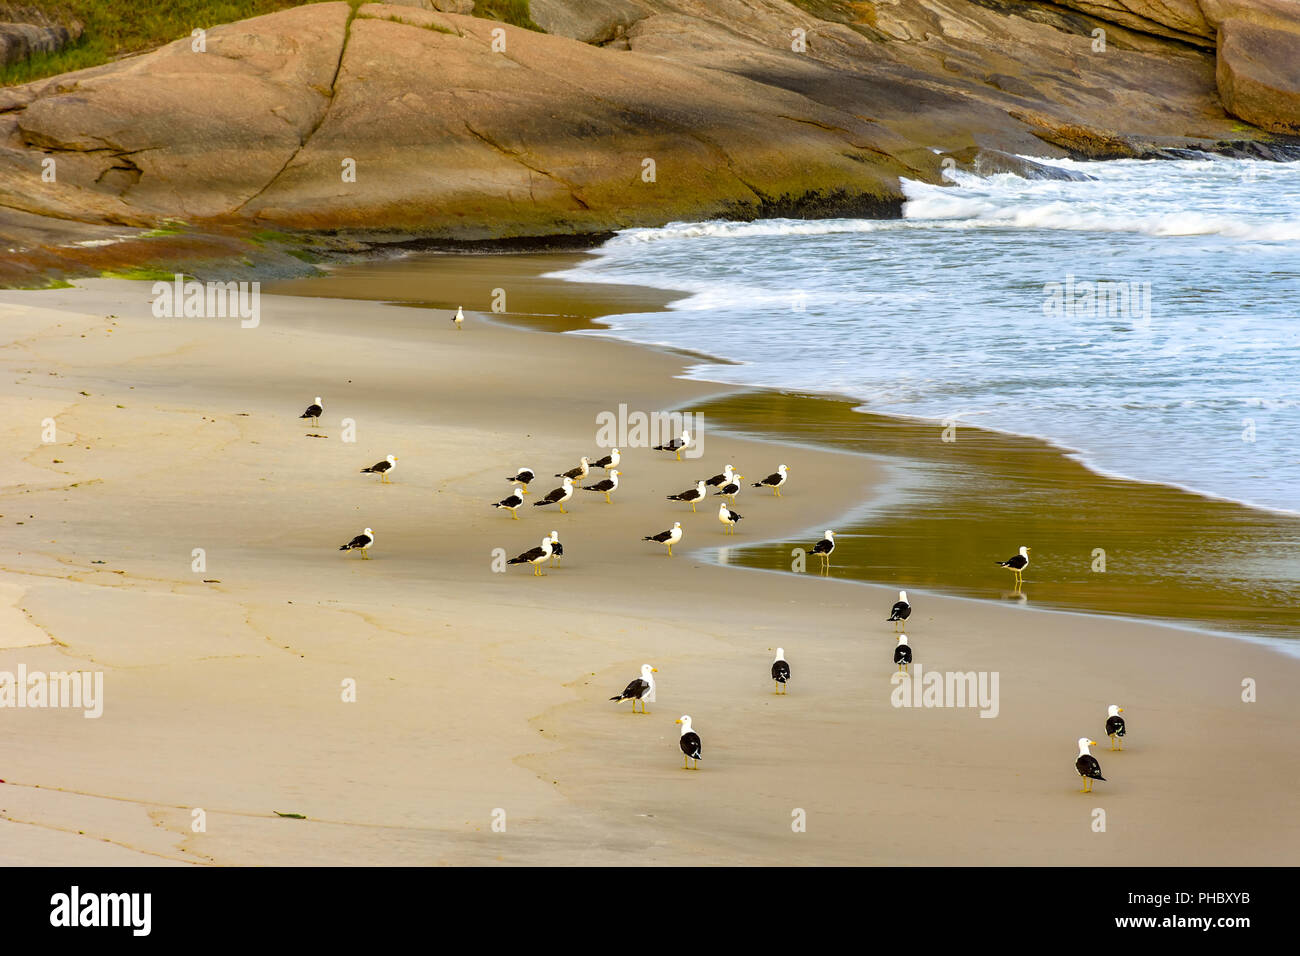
[0, 279, 1297, 866]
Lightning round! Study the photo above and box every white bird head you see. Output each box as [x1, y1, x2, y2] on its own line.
[1107, 704, 1124, 717]
[825, 530, 835, 539]
[718, 502, 730, 514]
[363, 527, 373, 535]
[550, 530, 559, 542]
[1020, 546, 1030, 556]
[517, 466, 531, 474]
[540, 535, 553, 548]
[681, 430, 691, 444]
[898, 590, 907, 602]
[723, 463, 734, 476]
[696, 480, 706, 492]
[641, 664, 658, 677]
[897, 633, 908, 645]
[387, 455, 397, 464]
[611, 448, 620, 457]
[774, 647, 785, 661]
[579, 456, 590, 465]
[610, 470, 620, 478]
[672, 521, 682, 530]
[779, 464, 788, 474]
[1077, 737, 1096, 755]
[314, 396, 322, 404]
[676, 715, 692, 731]
[512, 485, 523, 495]
[562, 476, 573, 488]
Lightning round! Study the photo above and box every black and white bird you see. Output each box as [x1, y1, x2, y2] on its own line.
[548, 530, 564, 566]
[718, 501, 742, 534]
[492, 486, 525, 519]
[704, 464, 734, 488]
[771, 648, 790, 694]
[644, 521, 682, 557]
[338, 527, 374, 559]
[299, 396, 323, 426]
[996, 546, 1031, 586]
[590, 448, 620, 471]
[667, 480, 706, 512]
[360, 454, 398, 483]
[453, 305, 464, 330]
[654, 430, 691, 461]
[713, 474, 744, 502]
[810, 530, 836, 569]
[887, 590, 911, 631]
[752, 464, 789, 496]
[581, 469, 620, 504]
[1076, 738, 1104, 792]
[533, 476, 574, 514]
[507, 536, 553, 576]
[894, 634, 912, 673]
[1106, 705, 1126, 751]
[609, 664, 657, 714]
[506, 467, 535, 492]
[556, 457, 590, 482]
[676, 715, 702, 770]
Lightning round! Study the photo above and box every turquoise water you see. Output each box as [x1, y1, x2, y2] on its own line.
[552, 158, 1300, 515]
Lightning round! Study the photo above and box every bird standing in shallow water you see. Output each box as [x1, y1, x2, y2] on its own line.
[996, 546, 1031, 587]
[771, 648, 790, 694]
[453, 306, 464, 330]
[676, 715, 702, 769]
[1076, 738, 1105, 792]
[810, 530, 835, 571]
[1106, 705, 1126, 750]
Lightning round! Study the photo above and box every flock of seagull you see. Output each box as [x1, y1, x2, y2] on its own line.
[306, 375, 1126, 785]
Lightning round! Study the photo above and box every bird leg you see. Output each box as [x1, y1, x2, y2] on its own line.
[683, 755, 689, 770]
[559, 504, 566, 514]
[667, 544, 673, 557]
[361, 550, 370, 560]
[604, 492, 611, 504]
[675, 449, 682, 461]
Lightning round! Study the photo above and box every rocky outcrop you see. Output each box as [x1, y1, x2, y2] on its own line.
[0, 0, 1297, 285]
[1216, 17, 1300, 132]
[0, 5, 83, 67]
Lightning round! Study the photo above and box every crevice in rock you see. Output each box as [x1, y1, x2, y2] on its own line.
[463, 121, 592, 210]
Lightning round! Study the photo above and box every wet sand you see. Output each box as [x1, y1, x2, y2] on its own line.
[0, 273, 1297, 866]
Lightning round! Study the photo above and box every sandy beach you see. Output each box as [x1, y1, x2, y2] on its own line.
[1, 275, 1298, 866]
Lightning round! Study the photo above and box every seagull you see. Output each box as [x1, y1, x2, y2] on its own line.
[718, 501, 742, 534]
[492, 486, 525, 519]
[533, 476, 575, 514]
[506, 467, 535, 492]
[1076, 738, 1105, 793]
[453, 305, 464, 330]
[1106, 705, 1126, 751]
[654, 430, 691, 461]
[713, 475, 744, 502]
[771, 648, 790, 694]
[360, 454, 398, 483]
[609, 664, 657, 713]
[704, 464, 734, 488]
[338, 527, 374, 559]
[676, 715, 702, 770]
[887, 590, 911, 631]
[667, 480, 706, 512]
[548, 530, 564, 566]
[507, 536, 553, 576]
[810, 530, 836, 570]
[996, 546, 1031, 586]
[752, 464, 789, 496]
[556, 457, 590, 482]
[581, 469, 620, 504]
[644, 521, 682, 557]
[299, 396, 323, 426]
[894, 633, 912, 673]
[591, 448, 620, 471]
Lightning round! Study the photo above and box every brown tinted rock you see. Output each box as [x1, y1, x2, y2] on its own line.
[1216, 17, 1300, 132]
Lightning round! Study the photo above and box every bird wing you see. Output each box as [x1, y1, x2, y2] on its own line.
[681, 732, 702, 758]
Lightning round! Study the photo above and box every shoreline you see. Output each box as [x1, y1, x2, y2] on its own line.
[270, 253, 1300, 644]
[1, 278, 1298, 865]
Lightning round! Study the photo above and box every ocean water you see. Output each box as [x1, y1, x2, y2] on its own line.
[551, 158, 1300, 515]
